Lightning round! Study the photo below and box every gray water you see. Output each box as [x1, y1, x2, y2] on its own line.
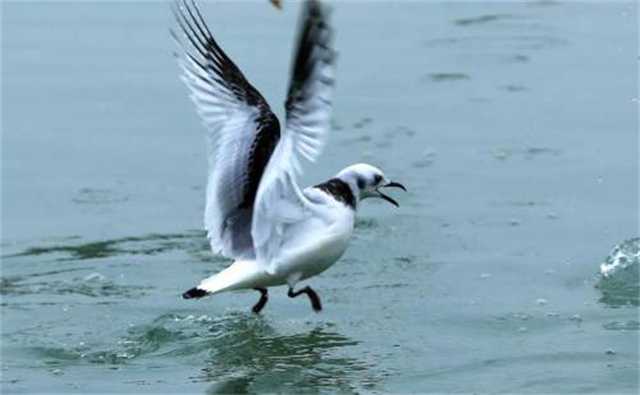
[2, 1, 639, 393]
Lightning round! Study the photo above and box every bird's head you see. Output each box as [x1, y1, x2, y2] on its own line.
[336, 163, 406, 207]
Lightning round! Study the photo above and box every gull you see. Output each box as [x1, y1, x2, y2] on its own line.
[172, 0, 406, 313]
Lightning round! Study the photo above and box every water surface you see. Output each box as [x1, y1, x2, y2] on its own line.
[2, 1, 638, 393]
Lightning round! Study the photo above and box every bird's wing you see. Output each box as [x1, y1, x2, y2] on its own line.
[251, 0, 335, 271]
[172, 0, 281, 260]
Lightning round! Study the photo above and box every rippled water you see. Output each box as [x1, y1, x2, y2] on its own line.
[2, 1, 638, 393]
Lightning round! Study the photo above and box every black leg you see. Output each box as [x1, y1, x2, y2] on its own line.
[252, 287, 268, 314]
[288, 286, 322, 312]
[183, 287, 207, 299]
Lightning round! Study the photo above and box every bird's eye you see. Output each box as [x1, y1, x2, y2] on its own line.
[374, 174, 383, 185]
[357, 177, 366, 189]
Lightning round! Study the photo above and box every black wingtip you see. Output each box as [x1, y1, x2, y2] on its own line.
[183, 287, 208, 299]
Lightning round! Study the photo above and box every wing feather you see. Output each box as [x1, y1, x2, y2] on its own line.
[251, 0, 335, 270]
[173, 0, 281, 260]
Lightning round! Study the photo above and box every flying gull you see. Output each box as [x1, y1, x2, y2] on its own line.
[172, 0, 406, 313]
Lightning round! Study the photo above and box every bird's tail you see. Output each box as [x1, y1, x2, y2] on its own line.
[182, 260, 264, 299]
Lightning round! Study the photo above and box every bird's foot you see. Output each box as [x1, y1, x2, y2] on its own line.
[252, 287, 269, 314]
[288, 286, 322, 312]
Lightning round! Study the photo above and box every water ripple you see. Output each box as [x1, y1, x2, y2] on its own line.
[3, 231, 209, 262]
[454, 14, 514, 26]
[0, 272, 149, 298]
[21, 312, 379, 392]
[425, 35, 568, 51]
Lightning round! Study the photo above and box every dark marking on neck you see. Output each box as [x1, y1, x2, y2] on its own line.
[314, 178, 356, 209]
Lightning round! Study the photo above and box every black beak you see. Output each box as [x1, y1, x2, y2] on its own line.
[383, 181, 407, 192]
[378, 181, 407, 207]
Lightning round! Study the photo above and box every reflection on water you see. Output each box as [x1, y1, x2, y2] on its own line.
[21, 311, 376, 393]
[199, 318, 375, 394]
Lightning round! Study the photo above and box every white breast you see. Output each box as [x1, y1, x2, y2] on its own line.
[264, 187, 356, 287]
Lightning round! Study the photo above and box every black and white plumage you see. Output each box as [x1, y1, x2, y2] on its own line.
[173, 0, 406, 313]
[172, 0, 283, 260]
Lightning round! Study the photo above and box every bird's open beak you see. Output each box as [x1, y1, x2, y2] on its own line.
[377, 181, 407, 207]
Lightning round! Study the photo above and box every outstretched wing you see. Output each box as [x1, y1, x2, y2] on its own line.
[172, 0, 281, 260]
[251, 0, 335, 270]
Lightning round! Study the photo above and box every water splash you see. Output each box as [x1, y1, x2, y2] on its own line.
[596, 238, 640, 307]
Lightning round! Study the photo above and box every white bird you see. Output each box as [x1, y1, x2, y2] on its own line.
[172, 0, 406, 313]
